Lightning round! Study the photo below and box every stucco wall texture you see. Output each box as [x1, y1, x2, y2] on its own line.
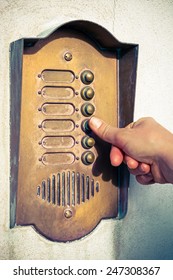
[1, 0, 173, 260]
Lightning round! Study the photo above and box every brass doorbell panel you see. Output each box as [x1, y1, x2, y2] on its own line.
[10, 20, 138, 242]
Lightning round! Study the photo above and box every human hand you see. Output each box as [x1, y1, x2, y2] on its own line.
[89, 117, 173, 185]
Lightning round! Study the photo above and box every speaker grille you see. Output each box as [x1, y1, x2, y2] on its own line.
[37, 171, 100, 206]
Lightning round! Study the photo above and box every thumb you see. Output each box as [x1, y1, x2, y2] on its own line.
[89, 117, 122, 146]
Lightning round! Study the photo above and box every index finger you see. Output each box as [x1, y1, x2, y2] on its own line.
[89, 117, 122, 146]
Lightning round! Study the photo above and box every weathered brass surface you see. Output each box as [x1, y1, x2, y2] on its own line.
[41, 70, 75, 83]
[41, 102, 75, 116]
[41, 136, 75, 149]
[13, 26, 123, 242]
[10, 20, 138, 242]
[42, 119, 75, 133]
[41, 87, 74, 99]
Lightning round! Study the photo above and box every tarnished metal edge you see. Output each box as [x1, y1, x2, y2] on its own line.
[20, 20, 138, 51]
[117, 45, 139, 219]
[10, 39, 24, 228]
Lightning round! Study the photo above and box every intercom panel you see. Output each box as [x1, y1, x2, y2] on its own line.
[10, 20, 138, 241]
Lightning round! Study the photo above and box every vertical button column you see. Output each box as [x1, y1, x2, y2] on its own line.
[80, 70, 95, 165]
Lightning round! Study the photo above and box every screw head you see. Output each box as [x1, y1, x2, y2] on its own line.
[64, 52, 72, 61]
[64, 208, 73, 219]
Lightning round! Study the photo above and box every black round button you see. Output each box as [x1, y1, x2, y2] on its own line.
[81, 120, 91, 133]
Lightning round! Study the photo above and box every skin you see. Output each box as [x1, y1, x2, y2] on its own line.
[89, 117, 173, 185]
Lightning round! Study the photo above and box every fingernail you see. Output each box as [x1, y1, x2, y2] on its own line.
[90, 117, 102, 129]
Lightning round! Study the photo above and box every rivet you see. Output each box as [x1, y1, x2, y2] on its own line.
[38, 74, 41, 78]
[64, 52, 72, 61]
[64, 209, 73, 219]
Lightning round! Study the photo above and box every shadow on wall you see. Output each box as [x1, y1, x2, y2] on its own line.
[116, 176, 173, 260]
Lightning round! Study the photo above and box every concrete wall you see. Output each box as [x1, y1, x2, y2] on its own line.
[1, 0, 173, 260]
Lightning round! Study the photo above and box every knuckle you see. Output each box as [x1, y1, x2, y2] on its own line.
[101, 124, 111, 140]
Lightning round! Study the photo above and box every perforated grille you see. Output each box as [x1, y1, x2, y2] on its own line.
[37, 171, 100, 206]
